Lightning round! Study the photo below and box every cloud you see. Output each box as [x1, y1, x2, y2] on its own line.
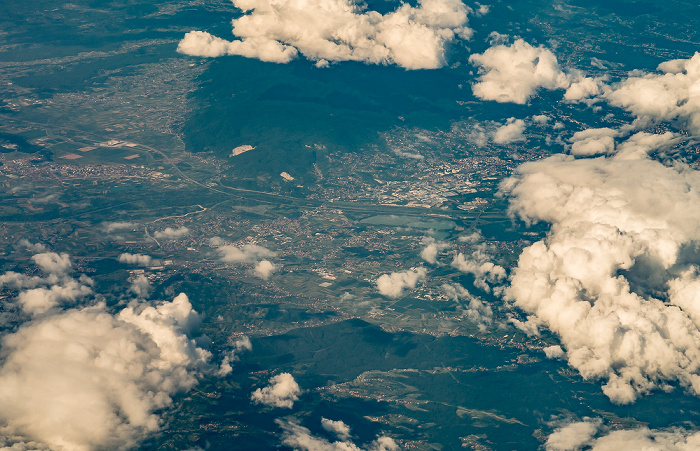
[589, 427, 700, 450]
[461, 124, 491, 147]
[392, 148, 425, 160]
[614, 131, 679, 160]
[458, 232, 486, 244]
[590, 57, 608, 69]
[321, 418, 352, 441]
[469, 39, 570, 104]
[543, 345, 564, 359]
[420, 237, 449, 264]
[568, 129, 678, 159]
[500, 134, 700, 404]
[0, 294, 210, 450]
[278, 419, 398, 451]
[217, 244, 277, 263]
[475, 3, 490, 16]
[31, 253, 72, 275]
[251, 373, 301, 408]
[216, 336, 252, 377]
[563, 76, 606, 102]
[30, 194, 58, 204]
[452, 254, 506, 282]
[209, 236, 225, 246]
[251, 260, 278, 280]
[569, 128, 618, 156]
[0, 254, 94, 316]
[546, 419, 700, 451]
[600, 53, 700, 134]
[459, 118, 530, 147]
[129, 274, 151, 298]
[103, 222, 137, 233]
[376, 267, 427, 298]
[451, 238, 506, 293]
[531, 114, 550, 124]
[472, 51, 700, 135]
[177, 30, 298, 62]
[545, 418, 601, 451]
[153, 227, 189, 239]
[486, 31, 508, 46]
[213, 242, 279, 279]
[18, 239, 46, 253]
[442, 283, 493, 330]
[0, 271, 45, 291]
[17, 280, 93, 315]
[492, 118, 526, 144]
[118, 253, 152, 266]
[0, 439, 47, 450]
[178, 0, 473, 70]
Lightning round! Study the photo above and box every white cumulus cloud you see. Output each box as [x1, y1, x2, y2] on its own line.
[501, 134, 700, 404]
[569, 128, 618, 156]
[321, 418, 352, 441]
[178, 0, 474, 70]
[469, 39, 570, 104]
[545, 418, 601, 451]
[177, 30, 298, 62]
[0, 293, 210, 450]
[546, 419, 700, 451]
[217, 243, 277, 263]
[0, 254, 94, 316]
[118, 253, 152, 266]
[492, 118, 527, 144]
[420, 237, 449, 264]
[251, 372, 301, 408]
[17, 280, 93, 315]
[601, 53, 700, 134]
[563, 76, 606, 102]
[213, 242, 280, 279]
[460, 117, 530, 147]
[588, 427, 700, 450]
[543, 345, 564, 359]
[18, 239, 46, 253]
[376, 267, 427, 298]
[252, 259, 278, 280]
[31, 252, 72, 275]
[153, 226, 189, 239]
[129, 274, 151, 298]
